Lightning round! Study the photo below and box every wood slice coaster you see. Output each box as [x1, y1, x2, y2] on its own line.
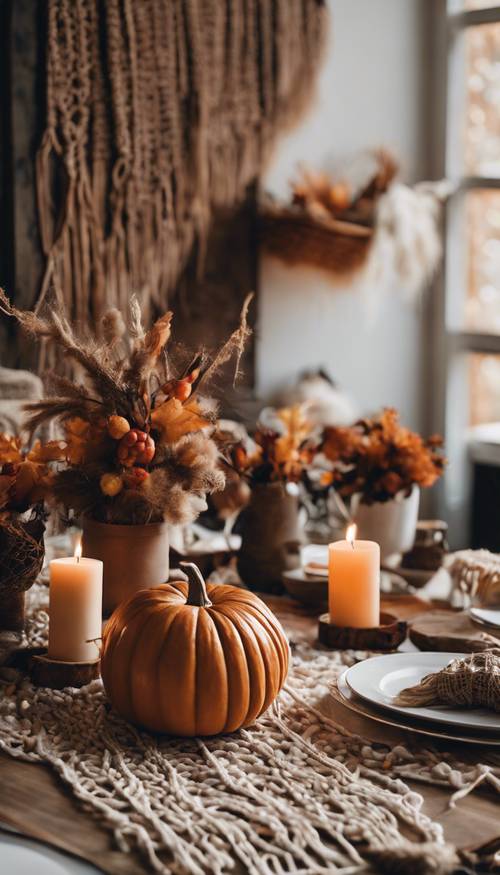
[409, 610, 500, 653]
[7, 646, 100, 689]
[318, 611, 407, 650]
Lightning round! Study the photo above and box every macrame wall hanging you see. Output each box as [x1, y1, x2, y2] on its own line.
[36, 0, 327, 330]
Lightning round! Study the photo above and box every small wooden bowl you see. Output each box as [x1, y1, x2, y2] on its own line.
[318, 612, 407, 651]
[282, 568, 328, 607]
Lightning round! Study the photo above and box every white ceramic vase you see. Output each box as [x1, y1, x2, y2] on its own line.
[351, 485, 420, 562]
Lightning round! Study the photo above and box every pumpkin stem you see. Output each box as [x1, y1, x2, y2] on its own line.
[180, 562, 213, 607]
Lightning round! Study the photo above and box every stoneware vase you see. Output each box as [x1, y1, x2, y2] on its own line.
[82, 518, 170, 615]
[237, 482, 302, 593]
[352, 485, 420, 562]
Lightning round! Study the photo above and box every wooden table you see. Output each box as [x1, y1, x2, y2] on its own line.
[1, 590, 499, 874]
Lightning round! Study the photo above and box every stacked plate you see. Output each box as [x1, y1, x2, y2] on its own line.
[336, 651, 500, 746]
[469, 606, 500, 631]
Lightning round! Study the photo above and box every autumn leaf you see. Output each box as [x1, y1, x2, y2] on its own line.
[27, 439, 66, 463]
[277, 404, 311, 447]
[0, 433, 23, 465]
[151, 398, 210, 444]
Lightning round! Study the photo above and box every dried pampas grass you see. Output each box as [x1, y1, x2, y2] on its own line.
[362, 181, 451, 302]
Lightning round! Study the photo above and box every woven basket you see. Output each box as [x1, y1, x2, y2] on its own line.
[0, 515, 45, 631]
[259, 207, 373, 277]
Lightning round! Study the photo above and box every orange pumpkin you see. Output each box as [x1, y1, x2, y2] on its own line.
[101, 563, 289, 736]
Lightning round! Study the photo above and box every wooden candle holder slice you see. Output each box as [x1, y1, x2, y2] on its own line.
[32, 652, 101, 689]
[8, 646, 100, 689]
[318, 611, 407, 650]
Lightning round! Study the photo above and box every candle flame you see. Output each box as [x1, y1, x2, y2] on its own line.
[346, 524, 357, 548]
[74, 537, 82, 563]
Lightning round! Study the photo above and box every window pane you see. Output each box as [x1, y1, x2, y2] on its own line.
[469, 353, 500, 425]
[464, 189, 500, 332]
[465, 23, 500, 176]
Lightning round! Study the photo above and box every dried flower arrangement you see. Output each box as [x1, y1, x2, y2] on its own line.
[0, 290, 252, 527]
[259, 150, 396, 277]
[321, 408, 446, 505]
[291, 150, 398, 227]
[230, 405, 318, 486]
[260, 149, 448, 297]
[0, 433, 62, 630]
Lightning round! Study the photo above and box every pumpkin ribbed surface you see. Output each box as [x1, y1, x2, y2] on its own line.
[101, 580, 290, 736]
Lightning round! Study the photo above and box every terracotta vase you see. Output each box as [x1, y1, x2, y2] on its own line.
[237, 482, 302, 593]
[352, 485, 420, 562]
[82, 518, 170, 615]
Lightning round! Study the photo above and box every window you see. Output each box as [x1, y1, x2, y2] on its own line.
[442, 2, 500, 545]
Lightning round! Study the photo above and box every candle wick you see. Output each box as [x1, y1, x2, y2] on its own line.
[351, 540, 354, 550]
[77, 555, 80, 564]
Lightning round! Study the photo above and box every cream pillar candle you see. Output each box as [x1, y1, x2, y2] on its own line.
[48, 541, 103, 662]
[328, 525, 380, 628]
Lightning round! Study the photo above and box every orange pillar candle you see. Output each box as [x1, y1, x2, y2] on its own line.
[48, 540, 103, 662]
[328, 524, 380, 628]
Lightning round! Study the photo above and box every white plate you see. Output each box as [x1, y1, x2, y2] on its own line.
[345, 651, 500, 732]
[0, 831, 99, 874]
[336, 670, 500, 746]
[301, 544, 328, 577]
[470, 606, 500, 630]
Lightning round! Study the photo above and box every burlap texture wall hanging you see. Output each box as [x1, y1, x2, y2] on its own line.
[36, 0, 327, 330]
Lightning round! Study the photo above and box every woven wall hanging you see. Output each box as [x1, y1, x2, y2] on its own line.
[36, 0, 327, 329]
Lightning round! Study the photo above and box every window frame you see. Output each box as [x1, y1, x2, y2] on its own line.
[439, 2, 500, 546]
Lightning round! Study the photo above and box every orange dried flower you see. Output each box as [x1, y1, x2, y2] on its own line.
[239, 404, 318, 485]
[0, 433, 63, 511]
[321, 408, 446, 504]
[117, 429, 155, 467]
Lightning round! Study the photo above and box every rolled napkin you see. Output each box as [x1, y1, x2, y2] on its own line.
[394, 649, 500, 712]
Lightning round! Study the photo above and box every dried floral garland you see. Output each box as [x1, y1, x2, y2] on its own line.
[37, 0, 327, 329]
[321, 408, 446, 505]
[0, 289, 252, 526]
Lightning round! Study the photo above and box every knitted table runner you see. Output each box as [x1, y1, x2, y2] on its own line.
[1, 583, 499, 875]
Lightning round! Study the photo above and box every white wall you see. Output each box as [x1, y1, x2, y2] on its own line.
[257, 0, 431, 430]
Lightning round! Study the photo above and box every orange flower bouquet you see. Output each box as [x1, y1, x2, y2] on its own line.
[321, 409, 446, 559]
[230, 404, 318, 487]
[0, 290, 251, 527]
[0, 289, 252, 611]
[321, 408, 446, 505]
[230, 405, 320, 591]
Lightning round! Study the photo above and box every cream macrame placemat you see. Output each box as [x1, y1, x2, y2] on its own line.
[1, 582, 499, 875]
